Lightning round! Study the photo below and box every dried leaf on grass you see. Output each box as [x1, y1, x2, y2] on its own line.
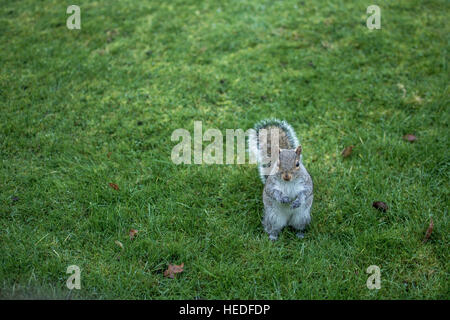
[164, 263, 184, 279]
[115, 240, 124, 250]
[341, 146, 354, 158]
[403, 134, 417, 142]
[423, 217, 434, 243]
[372, 201, 388, 212]
[109, 182, 119, 190]
[129, 229, 138, 240]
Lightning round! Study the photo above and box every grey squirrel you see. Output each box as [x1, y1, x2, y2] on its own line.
[249, 119, 313, 241]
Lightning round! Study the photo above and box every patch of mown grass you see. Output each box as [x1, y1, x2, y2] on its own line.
[0, 0, 448, 299]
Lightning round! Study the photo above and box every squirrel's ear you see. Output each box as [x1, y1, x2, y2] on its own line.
[295, 145, 302, 156]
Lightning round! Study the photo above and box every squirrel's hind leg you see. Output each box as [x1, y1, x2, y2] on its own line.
[262, 207, 287, 241]
[268, 233, 279, 241]
[296, 231, 305, 239]
[289, 206, 312, 239]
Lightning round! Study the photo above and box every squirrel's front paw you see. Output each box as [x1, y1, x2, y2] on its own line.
[280, 196, 291, 204]
[291, 199, 301, 209]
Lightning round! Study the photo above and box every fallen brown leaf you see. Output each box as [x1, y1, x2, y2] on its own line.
[403, 134, 417, 142]
[164, 263, 184, 279]
[107, 152, 112, 158]
[372, 201, 388, 212]
[341, 146, 354, 158]
[115, 240, 124, 250]
[423, 217, 434, 243]
[129, 229, 138, 240]
[109, 182, 119, 190]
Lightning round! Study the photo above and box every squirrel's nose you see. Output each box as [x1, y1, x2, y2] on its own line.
[283, 174, 291, 181]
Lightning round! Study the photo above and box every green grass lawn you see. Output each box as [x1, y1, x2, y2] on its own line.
[0, 0, 448, 299]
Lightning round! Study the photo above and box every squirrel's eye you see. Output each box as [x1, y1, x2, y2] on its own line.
[296, 161, 300, 167]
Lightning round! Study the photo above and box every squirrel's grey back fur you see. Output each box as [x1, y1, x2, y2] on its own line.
[249, 119, 313, 241]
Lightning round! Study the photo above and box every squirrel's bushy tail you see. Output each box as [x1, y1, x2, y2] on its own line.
[249, 119, 299, 184]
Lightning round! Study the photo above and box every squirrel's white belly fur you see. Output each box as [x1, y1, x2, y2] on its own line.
[275, 181, 308, 219]
[278, 180, 305, 200]
[262, 169, 312, 240]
